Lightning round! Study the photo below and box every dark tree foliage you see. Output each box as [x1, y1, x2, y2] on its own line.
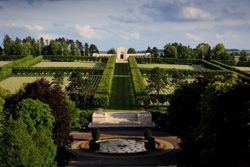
[196, 83, 250, 167]
[5, 78, 72, 167]
[167, 76, 211, 166]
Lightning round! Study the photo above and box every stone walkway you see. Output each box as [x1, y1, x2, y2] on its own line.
[67, 128, 180, 167]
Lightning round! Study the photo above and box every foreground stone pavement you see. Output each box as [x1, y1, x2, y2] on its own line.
[67, 128, 180, 167]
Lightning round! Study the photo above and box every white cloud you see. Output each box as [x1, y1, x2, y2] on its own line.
[179, 6, 214, 20]
[10, 23, 44, 31]
[37, 33, 54, 40]
[186, 33, 203, 41]
[74, 24, 103, 40]
[119, 32, 140, 40]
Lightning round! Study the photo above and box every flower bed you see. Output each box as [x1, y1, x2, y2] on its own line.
[80, 136, 165, 154]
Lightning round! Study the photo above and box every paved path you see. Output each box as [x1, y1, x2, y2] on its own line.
[67, 128, 180, 167]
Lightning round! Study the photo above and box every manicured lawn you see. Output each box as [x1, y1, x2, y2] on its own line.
[0, 61, 12, 67]
[108, 63, 135, 110]
[33, 61, 105, 68]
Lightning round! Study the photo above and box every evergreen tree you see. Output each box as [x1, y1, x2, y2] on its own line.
[66, 72, 85, 105]
[147, 67, 167, 109]
[84, 43, 89, 56]
[127, 48, 136, 54]
[146, 46, 152, 54]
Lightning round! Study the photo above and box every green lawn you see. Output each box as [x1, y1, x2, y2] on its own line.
[108, 63, 135, 110]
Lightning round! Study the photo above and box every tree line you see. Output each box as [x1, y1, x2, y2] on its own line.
[0, 34, 99, 57]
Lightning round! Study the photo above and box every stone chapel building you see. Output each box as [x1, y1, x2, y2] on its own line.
[93, 47, 151, 62]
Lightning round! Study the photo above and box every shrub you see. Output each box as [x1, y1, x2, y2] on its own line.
[128, 57, 150, 107]
[43, 55, 109, 62]
[93, 57, 115, 107]
[92, 128, 100, 140]
[89, 140, 96, 152]
[148, 137, 156, 152]
[144, 129, 152, 140]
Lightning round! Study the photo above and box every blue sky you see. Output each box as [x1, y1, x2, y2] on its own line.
[0, 0, 250, 51]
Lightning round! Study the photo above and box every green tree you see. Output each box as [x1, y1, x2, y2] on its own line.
[195, 74, 248, 166]
[89, 44, 99, 55]
[107, 48, 116, 54]
[127, 47, 136, 54]
[84, 43, 89, 56]
[0, 119, 43, 167]
[147, 67, 167, 109]
[76, 40, 84, 56]
[70, 41, 80, 56]
[6, 78, 72, 166]
[12, 99, 57, 166]
[0, 46, 3, 55]
[177, 45, 191, 59]
[61, 42, 69, 56]
[64, 95, 82, 128]
[14, 99, 54, 136]
[152, 47, 159, 57]
[52, 71, 65, 87]
[146, 46, 152, 54]
[163, 44, 177, 58]
[3, 34, 13, 56]
[239, 50, 247, 61]
[211, 43, 231, 60]
[0, 86, 8, 136]
[66, 72, 85, 105]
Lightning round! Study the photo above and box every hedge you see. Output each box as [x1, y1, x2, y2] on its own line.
[0, 55, 35, 81]
[135, 57, 200, 64]
[237, 61, 250, 67]
[16, 56, 43, 67]
[12, 67, 104, 76]
[0, 55, 33, 71]
[129, 57, 150, 107]
[0, 55, 26, 60]
[43, 55, 109, 62]
[135, 57, 224, 70]
[217, 60, 236, 66]
[93, 57, 116, 107]
[140, 68, 232, 77]
[210, 60, 250, 82]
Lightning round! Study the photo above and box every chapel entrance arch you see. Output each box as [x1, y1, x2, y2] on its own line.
[120, 54, 124, 59]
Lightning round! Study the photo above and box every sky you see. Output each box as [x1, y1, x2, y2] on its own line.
[0, 0, 250, 51]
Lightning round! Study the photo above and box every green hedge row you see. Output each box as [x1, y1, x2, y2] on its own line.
[12, 67, 104, 76]
[0, 55, 26, 60]
[140, 68, 231, 77]
[129, 57, 150, 107]
[0, 55, 36, 81]
[237, 61, 250, 67]
[136, 57, 201, 64]
[217, 60, 236, 66]
[210, 60, 250, 82]
[0, 69, 12, 81]
[43, 55, 109, 62]
[93, 57, 116, 107]
[0, 55, 33, 71]
[16, 56, 43, 67]
[135, 57, 224, 70]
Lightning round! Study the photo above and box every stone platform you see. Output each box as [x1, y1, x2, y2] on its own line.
[88, 112, 156, 128]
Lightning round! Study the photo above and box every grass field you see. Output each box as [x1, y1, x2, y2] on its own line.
[234, 66, 250, 71]
[0, 61, 12, 67]
[0, 76, 101, 94]
[33, 62, 106, 68]
[108, 63, 135, 110]
[138, 63, 206, 70]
